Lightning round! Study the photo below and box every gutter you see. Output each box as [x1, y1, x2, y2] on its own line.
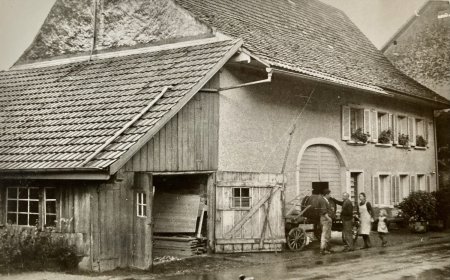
[218, 67, 273, 91]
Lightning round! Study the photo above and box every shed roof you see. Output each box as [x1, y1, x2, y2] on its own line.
[0, 38, 241, 172]
[175, 0, 450, 105]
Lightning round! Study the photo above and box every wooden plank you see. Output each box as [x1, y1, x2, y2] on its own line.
[153, 193, 200, 233]
[224, 186, 281, 239]
[147, 139, 154, 171]
[153, 132, 160, 171]
[159, 124, 166, 171]
[194, 95, 203, 170]
[165, 118, 173, 171]
[140, 142, 148, 172]
[188, 98, 196, 170]
[216, 238, 286, 244]
[171, 115, 178, 170]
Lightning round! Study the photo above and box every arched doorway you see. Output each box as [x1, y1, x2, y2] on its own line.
[293, 138, 348, 200]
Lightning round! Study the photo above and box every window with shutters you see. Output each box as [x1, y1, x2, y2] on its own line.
[399, 174, 410, 200]
[6, 187, 57, 227]
[350, 108, 364, 135]
[342, 106, 370, 143]
[415, 119, 427, 147]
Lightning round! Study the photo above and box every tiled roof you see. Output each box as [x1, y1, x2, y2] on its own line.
[0, 38, 241, 171]
[175, 0, 450, 105]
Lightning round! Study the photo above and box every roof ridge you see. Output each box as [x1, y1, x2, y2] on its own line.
[9, 35, 233, 71]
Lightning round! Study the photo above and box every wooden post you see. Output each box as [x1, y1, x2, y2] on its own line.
[207, 173, 216, 253]
[144, 174, 154, 270]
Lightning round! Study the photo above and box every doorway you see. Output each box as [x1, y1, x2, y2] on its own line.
[350, 172, 363, 206]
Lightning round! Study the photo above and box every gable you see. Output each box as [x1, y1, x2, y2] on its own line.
[17, 0, 211, 65]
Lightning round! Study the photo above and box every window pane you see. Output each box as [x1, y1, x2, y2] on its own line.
[241, 198, 250, 207]
[142, 193, 146, 204]
[29, 188, 39, 199]
[233, 188, 241, 197]
[45, 188, 56, 199]
[46, 201, 56, 214]
[233, 198, 241, 207]
[18, 214, 28, 225]
[241, 188, 250, 197]
[7, 200, 17, 212]
[7, 188, 17, 199]
[19, 201, 28, 212]
[46, 215, 56, 227]
[29, 214, 39, 226]
[7, 213, 17, 224]
[30, 201, 39, 213]
[18, 188, 28, 199]
[142, 205, 147, 216]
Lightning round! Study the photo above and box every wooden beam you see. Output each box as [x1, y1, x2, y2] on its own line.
[0, 171, 110, 180]
[207, 173, 216, 253]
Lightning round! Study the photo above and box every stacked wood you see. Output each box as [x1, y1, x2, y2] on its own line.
[153, 236, 207, 257]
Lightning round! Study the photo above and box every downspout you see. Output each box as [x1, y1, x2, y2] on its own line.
[433, 110, 440, 191]
[218, 67, 273, 91]
[80, 86, 171, 166]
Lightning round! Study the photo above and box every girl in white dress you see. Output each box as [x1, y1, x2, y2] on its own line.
[357, 193, 374, 249]
[377, 209, 389, 247]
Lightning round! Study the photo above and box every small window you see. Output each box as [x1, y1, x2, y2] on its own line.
[232, 187, 251, 208]
[44, 188, 57, 227]
[399, 175, 410, 200]
[377, 112, 392, 143]
[136, 192, 147, 218]
[415, 119, 426, 147]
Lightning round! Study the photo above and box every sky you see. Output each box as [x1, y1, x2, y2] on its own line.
[0, 0, 428, 70]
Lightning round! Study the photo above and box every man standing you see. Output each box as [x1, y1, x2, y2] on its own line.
[319, 189, 333, 255]
[332, 192, 354, 251]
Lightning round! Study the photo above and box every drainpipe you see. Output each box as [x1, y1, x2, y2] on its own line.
[89, 0, 98, 61]
[433, 109, 440, 191]
[218, 67, 273, 91]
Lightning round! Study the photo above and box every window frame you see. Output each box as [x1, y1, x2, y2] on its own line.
[373, 173, 394, 208]
[231, 187, 252, 209]
[136, 192, 147, 218]
[6, 187, 57, 228]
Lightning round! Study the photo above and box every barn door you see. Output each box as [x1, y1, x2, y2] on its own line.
[214, 171, 285, 253]
[132, 173, 153, 269]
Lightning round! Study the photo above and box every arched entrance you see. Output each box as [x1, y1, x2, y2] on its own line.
[293, 138, 348, 200]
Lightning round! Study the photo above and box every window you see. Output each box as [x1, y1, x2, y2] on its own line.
[417, 174, 425, 191]
[415, 119, 426, 147]
[399, 175, 410, 200]
[6, 187, 56, 227]
[377, 112, 393, 144]
[136, 192, 147, 218]
[350, 108, 364, 135]
[232, 187, 251, 208]
[397, 116, 408, 136]
[373, 174, 391, 206]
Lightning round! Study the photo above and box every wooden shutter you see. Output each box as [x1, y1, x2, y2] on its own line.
[427, 121, 433, 147]
[371, 110, 378, 143]
[342, 106, 351, 141]
[363, 109, 371, 141]
[426, 175, 431, 192]
[372, 176, 379, 205]
[408, 117, 416, 146]
[393, 114, 398, 145]
[390, 175, 396, 205]
[410, 175, 416, 193]
[395, 175, 401, 202]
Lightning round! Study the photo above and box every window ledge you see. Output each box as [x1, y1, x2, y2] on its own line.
[414, 146, 427, 150]
[396, 145, 410, 149]
[347, 141, 367, 146]
[375, 143, 392, 147]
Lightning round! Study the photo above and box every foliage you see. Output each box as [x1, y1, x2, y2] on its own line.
[378, 129, 392, 144]
[416, 135, 428, 147]
[398, 191, 437, 222]
[398, 134, 409, 146]
[435, 188, 450, 227]
[351, 128, 370, 143]
[0, 225, 79, 272]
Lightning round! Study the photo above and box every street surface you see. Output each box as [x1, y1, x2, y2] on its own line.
[2, 234, 449, 280]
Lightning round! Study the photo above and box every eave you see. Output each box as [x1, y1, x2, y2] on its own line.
[0, 168, 110, 180]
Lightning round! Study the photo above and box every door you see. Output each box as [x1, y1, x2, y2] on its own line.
[350, 173, 359, 205]
[214, 171, 285, 253]
[297, 145, 343, 199]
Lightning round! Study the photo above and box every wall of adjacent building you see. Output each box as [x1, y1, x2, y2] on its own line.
[217, 65, 437, 209]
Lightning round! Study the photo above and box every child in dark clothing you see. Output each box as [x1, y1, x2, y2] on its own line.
[377, 209, 389, 247]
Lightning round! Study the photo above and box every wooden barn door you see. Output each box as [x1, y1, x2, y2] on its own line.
[214, 172, 285, 253]
[132, 173, 153, 269]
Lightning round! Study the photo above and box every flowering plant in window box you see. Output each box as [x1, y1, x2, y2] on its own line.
[398, 134, 409, 147]
[416, 135, 428, 147]
[378, 129, 392, 144]
[351, 128, 370, 143]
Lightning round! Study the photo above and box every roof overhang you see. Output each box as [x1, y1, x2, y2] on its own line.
[0, 168, 110, 180]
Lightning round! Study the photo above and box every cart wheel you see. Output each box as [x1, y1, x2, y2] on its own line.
[287, 227, 307, 251]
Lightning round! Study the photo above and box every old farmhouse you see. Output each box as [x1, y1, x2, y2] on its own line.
[1, 0, 449, 271]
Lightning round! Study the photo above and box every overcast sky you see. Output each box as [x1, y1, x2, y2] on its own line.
[0, 0, 427, 70]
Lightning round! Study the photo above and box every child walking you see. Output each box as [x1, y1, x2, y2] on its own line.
[377, 209, 389, 247]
